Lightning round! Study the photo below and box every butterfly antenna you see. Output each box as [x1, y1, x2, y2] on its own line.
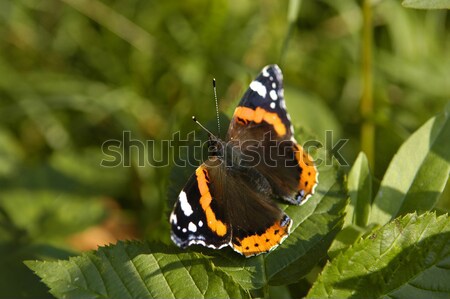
[192, 116, 216, 137]
[212, 78, 221, 136]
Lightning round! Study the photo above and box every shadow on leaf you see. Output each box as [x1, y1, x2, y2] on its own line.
[332, 231, 450, 298]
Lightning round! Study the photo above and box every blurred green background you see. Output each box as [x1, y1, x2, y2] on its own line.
[0, 0, 449, 297]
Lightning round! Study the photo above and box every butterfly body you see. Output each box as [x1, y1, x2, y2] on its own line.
[170, 65, 318, 257]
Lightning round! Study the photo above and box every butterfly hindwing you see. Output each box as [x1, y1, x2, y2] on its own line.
[204, 156, 292, 257]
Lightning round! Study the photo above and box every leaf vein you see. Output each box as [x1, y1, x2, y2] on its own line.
[174, 253, 205, 296]
[145, 247, 175, 298]
[99, 250, 133, 298]
[72, 258, 105, 297]
[85, 254, 110, 297]
[123, 244, 153, 298]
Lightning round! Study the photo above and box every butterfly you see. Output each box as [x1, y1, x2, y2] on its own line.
[170, 65, 318, 257]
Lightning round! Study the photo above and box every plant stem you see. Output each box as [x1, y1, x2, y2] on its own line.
[361, 0, 374, 168]
[279, 0, 302, 64]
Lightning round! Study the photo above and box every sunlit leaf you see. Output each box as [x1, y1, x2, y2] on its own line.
[328, 153, 373, 258]
[308, 212, 450, 298]
[26, 241, 250, 299]
[369, 106, 450, 226]
[346, 152, 372, 227]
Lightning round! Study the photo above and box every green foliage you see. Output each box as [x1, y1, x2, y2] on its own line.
[345, 152, 372, 228]
[403, 0, 450, 9]
[26, 242, 250, 299]
[328, 153, 372, 258]
[308, 212, 450, 298]
[0, 191, 105, 242]
[210, 161, 346, 289]
[26, 144, 347, 297]
[369, 104, 450, 226]
[27, 110, 450, 298]
[0, 0, 448, 297]
[0, 243, 74, 298]
[330, 107, 450, 260]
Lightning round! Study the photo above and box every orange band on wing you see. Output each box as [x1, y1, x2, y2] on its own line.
[196, 166, 227, 237]
[294, 144, 317, 196]
[233, 106, 287, 137]
[232, 218, 291, 257]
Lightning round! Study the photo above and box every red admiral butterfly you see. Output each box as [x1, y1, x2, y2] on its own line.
[170, 65, 318, 257]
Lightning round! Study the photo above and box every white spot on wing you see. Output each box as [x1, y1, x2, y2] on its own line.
[274, 65, 283, 79]
[182, 228, 187, 233]
[250, 81, 267, 98]
[178, 191, 193, 216]
[262, 66, 270, 77]
[270, 102, 276, 109]
[198, 220, 203, 227]
[170, 212, 177, 224]
[188, 222, 197, 232]
[280, 100, 287, 110]
[272, 83, 276, 88]
[270, 90, 278, 101]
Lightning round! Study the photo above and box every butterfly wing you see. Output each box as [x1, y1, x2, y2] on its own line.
[227, 64, 293, 140]
[170, 155, 292, 257]
[170, 162, 231, 249]
[171, 64, 316, 257]
[226, 64, 318, 205]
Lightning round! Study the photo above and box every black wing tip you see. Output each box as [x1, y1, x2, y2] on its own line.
[265, 64, 281, 70]
[260, 65, 283, 82]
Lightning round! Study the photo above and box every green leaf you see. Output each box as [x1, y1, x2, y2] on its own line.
[266, 167, 346, 286]
[26, 241, 250, 299]
[285, 88, 342, 139]
[369, 106, 450, 226]
[327, 224, 367, 259]
[0, 129, 24, 178]
[0, 243, 74, 298]
[0, 191, 105, 242]
[268, 285, 292, 298]
[308, 212, 450, 298]
[328, 153, 373, 258]
[287, 0, 301, 23]
[209, 159, 347, 289]
[402, 0, 450, 9]
[346, 152, 372, 228]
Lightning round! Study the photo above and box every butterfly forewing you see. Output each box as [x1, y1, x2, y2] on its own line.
[227, 65, 318, 205]
[170, 162, 231, 249]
